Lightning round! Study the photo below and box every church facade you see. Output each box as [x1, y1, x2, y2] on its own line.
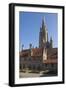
[20, 17, 58, 74]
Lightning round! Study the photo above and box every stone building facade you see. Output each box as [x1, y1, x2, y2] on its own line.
[20, 17, 58, 73]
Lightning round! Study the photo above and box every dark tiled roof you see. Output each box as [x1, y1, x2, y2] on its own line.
[47, 48, 58, 59]
[20, 49, 30, 57]
[20, 48, 58, 60]
[31, 48, 43, 56]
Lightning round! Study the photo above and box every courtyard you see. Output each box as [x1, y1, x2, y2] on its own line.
[19, 69, 57, 78]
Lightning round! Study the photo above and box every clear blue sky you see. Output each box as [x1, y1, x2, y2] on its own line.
[19, 12, 58, 50]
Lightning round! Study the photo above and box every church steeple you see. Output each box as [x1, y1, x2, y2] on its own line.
[42, 16, 46, 29]
[39, 17, 48, 48]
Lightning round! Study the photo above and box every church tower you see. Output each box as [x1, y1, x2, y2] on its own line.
[39, 17, 48, 48]
[39, 17, 48, 61]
